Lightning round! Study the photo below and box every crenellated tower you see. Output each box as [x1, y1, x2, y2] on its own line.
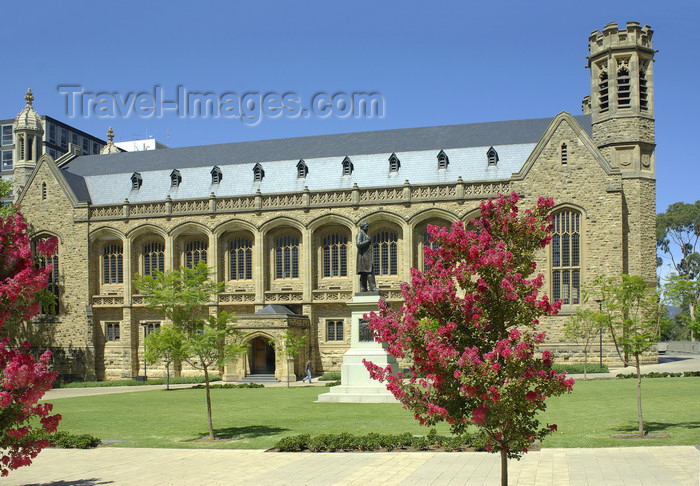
[587, 21, 657, 280]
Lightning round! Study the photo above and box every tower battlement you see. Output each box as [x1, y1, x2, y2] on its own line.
[588, 21, 654, 57]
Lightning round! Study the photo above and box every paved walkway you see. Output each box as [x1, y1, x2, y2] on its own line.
[9, 350, 698, 485]
[4, 446, 699, 485]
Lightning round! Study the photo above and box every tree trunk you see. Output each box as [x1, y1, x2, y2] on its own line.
[635, 354, 644, 436]
[204, 364, 214, 440]
[500, 450, 508, 486]
[583, 347, 588, 381]
[166, 363, 170, 391]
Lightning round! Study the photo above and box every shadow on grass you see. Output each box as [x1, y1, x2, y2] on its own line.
[23, 480, 113, 486]
[617, 420, 700, 434]
[195, 425, 289, 440]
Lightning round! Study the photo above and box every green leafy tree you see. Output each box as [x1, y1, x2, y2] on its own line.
[597, 274, 660, 436]
[143, 324, 187, 390]
[133, 262, 245, 440]
[564, 308, 603, 380]
[271, 330, 307, 388]
[657, 201, 700, 340]
[663, 274, 700, 341]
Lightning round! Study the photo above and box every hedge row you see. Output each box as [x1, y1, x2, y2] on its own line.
[616, 371, 700, 379]
[275, 429, 473, 452]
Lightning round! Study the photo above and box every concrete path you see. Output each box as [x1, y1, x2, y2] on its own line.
[4, 445, 698, 485]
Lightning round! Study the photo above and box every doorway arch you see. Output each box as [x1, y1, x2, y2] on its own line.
[248, 336, 275, 374]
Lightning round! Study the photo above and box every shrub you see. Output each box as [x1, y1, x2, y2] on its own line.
[552, 363, 609, 374]
[56, 375, 221, 388]
[191, 383, 263, 389]
[27, 430, 100, 449]
[317, 372, 341, 381]
[274, 430, 472, 452]
[617, 371, 699, 379]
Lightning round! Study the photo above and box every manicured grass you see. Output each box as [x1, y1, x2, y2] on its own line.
[45, 378, 700, 450]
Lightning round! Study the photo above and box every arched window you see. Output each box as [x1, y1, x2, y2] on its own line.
[342, 156, 353, 176]
[296, 159, 308, 179]
[639, 63, 649, 111]
[184, 239, 207, 268]
[422, 230, 440, 271]
[372, 229, 398, 276]
[617, 64, 631, 108]
[229, 236, 252, 280]
[487, 147, 498, 166]
[561, 143, 568, 164]
[275, 234, 299, 279]
[143, 241, 165, 276]
[551, 209, 581, 305]
[437, 150, 449, 170]
[41, 182, 47, 200]
[170, 169, 182, 187]
[211, 166, 222, 184]
[322, 232, 348, 278]
[35, 240, 59, 314]
[388, 153, 400, 173]
[253, 163, 265, 182]
[103, 243, 123, 284]
[598, 69, 609, 112]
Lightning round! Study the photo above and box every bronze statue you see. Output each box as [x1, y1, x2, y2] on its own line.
[356, 222, 377, 292]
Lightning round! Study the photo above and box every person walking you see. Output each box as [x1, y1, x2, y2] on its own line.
[302, 359, 312, 384]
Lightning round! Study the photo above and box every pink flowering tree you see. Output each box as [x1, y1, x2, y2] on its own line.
[364, 193, 574, 486]
[0, 206, 61, 477]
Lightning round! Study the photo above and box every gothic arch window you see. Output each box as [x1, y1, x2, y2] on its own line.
[131, 172, 142, 190]
[253, 163, 265, 182]
[639, 62, 649, 111]
[143, 241, 165, 276]
[372, 228, 398, 276]
[41, 182, 47, 200]
[274, 234, 299, 279]
[561, 143, 568, 164]
[184, 239, 207, 268]
[551, 209, 581, 305]
[341, 156, 353, 176]
[487, 147, 498, 166]
[296, 159, 308, 179]
[211, 166, 222, 184]
[103, 242, 123, 284]
[321, 232, 348, 278]
[34, 239, 59, 315]
[598, 69, 609, 112]
[617, 63, 631, 108]
[422, 230, 441, 271]
[170, 169, 182, 187]
[388, 153, 400, 173]
[228, 235, 252, 280]
[437, 150, 449, 170]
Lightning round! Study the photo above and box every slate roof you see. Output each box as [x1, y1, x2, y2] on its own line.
[59, 115, 592, 205]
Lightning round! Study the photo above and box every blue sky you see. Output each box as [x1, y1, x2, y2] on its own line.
[2, 1, 697, 237]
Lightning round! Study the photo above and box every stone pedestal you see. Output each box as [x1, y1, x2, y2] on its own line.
[318, 293, 398, 403]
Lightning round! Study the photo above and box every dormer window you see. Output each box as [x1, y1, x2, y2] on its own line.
[253, 163, 265, 182]
[437, 150, 449, 170]
[487, 147, 498, 166]
[296, 159, 308, 179]
[561, 143, 568, 164]
[170, 169, 182, 187]
[131, 172, 142, 190]
[388, 153, 400, 173]
[342, 156, 353, 176]
[211, 166, 222, 184]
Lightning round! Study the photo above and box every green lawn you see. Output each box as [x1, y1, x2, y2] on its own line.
[46, 378, 700, 450]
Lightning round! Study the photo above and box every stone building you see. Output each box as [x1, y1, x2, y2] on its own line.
[13, 21, 657, 381]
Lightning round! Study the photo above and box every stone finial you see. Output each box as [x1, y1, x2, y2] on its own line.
[25, 88, 34, 107]
[107, 127, 115, 143]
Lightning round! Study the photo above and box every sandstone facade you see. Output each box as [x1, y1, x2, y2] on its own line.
[14, 22, 658, 381]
